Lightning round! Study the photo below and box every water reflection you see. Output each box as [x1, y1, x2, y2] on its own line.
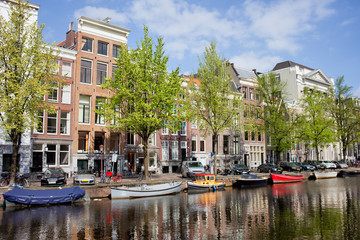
[1, 177, 360, 239]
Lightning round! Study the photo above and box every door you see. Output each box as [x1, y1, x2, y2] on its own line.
[32, 152, 43, 172]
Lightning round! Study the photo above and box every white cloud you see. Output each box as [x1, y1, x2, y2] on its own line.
[229, 52, 282, 73]
[354, 86, 360, 98]
[74, 6, 129, 24]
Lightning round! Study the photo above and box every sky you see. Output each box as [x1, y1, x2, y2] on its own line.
[31, 0, 360, 97]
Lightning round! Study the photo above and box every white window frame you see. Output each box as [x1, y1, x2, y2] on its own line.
[82, 37, 93, 52]
[95, 97, 106, 125]
[162, 141, 169, 161]
[180, 122, 186, 136]
[62, 61, 72, 77]
[97, 62, 108, 85]
[61, 83, 71, 104]
[79, 95, 91, 124]
[60, 145, 70, 166]
[192, 135, 197, 152]
[80, 59, 92, 84]
[34, 110, 44, 134]
[171, 141, 178, 160]
[60, 110, 70, 135]
[200, 136, 205, 152]
[47, 111, 58, 135]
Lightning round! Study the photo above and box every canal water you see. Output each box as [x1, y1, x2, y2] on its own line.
[1, 176, 360, 240]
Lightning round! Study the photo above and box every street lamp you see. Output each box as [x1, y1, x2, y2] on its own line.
[100, 144, 104, 183]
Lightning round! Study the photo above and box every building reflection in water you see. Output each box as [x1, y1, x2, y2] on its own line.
[2, 177, 360, 239]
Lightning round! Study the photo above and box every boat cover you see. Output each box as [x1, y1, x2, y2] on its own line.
[3, 187, 85, 205]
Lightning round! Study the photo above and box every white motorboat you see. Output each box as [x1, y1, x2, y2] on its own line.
[314, 171, 338, 179]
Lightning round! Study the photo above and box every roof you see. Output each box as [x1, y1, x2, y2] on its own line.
[233, 66, 257, 79]
[272, 61, 314, 71]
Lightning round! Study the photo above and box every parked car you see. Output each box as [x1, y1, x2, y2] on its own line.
[334, 161, 348, 169]
[232, 164, 250, 175]
[320, 161, 337, 169]
[73, 170, 95, 185]
[295, 162, 315, 171]
[41, 168, 67, 186]
[181, 161, 205, 178]
[305, 161, 326, 170]
[279, 162, 301, 172]
[258, 163, 283, 173]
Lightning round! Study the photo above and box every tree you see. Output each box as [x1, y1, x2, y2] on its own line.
[0, 0, 58, 184]
[101, 26, 186, 180]
[256, 73, 293, 163]
[188, 42, 242, 175]
[298, 87, 335, 161]
[329, 76, 360, 161]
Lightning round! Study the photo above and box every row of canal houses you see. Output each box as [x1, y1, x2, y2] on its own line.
[0, 0, 348, 177]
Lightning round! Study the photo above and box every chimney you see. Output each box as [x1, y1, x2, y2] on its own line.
[65, 22, 75, 48]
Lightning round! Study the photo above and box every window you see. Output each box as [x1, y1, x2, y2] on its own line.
[242, 87, 247, 99]
[200, 136, 205, 152]
[112, 65, 117, 79]
[249, 88, 254, 100]
[258, 132, 262, 141]
[171, 141, 178, 160]
[127, 131, 135, 145]
[244, 105, 248, 118]
[47, 112, 57, 134]
[61, 83, 71, 104]
[149, 132, 156, 146]
[162, 121, 168, 135]
[78, 132, 89, 153]
[180, 122, 186, 135]
[234, 137, 239, 154]
[35, 110, 44, 133]
[192, 135, 197, 152]
[191, 120, 197, 129]
[256, 90, 260, 101]
[111, 105, 120, 126]
[60, 145, 69, 165]
[81, 59, 92, 84]
[46, 144, 56, 165]
[110, 134, 120, 153]
[95, 97, 105, 125]
[251, 131, 256, 141]
[162, 141, 169, 160]
[245, 131, 249, 141]
[60, 111, 70, 135]
[97, 62, 107, 85]
[79, 95, 90, 123]
[113, 45, 121, 58]
[48, 86, 58, 102]
[223, 135, 229, 154]
[98, 41, 108, 55]
[94, 132, 105, 152]
[62, 61, 72, 77]
[82, 37, 93, 52]
[275, 74, 280, 81]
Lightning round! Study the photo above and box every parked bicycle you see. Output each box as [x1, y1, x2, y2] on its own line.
[105, 171, 123, 184]
[0, 172, 30, 187]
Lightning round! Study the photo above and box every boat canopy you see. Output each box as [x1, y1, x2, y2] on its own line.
[3, 187, 85, 205]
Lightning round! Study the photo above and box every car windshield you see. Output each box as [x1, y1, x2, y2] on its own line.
[189, 162, 203, 167]
[289, 163, 297, 166]
[45, 169, 64, 175]
[78, 170, 92, 174]
[235, 164, 247, 169]
[267, 163, 276, 167]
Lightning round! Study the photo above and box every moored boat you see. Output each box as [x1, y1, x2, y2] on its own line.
[337, 170, 360, 178]
[187, 173, 225, 191]
[270, 173, 304, 184]
[111, 182, 182, 199]
[233, 174, 268, 188]
[314, 171, 338, 179]
[3, 186, 88, 208]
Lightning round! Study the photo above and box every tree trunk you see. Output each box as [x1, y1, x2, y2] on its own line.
[315, 147, 319, 162]
[342, 145, 347, 162]
[144, 141, 149, 180]
[213, 134, 218, 175]
[10, 133, 22, 185]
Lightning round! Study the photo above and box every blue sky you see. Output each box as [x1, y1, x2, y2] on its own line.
[32, 0, 360, 96]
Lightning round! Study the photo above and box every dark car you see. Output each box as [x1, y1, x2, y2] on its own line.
[258, 163, 283, 173]
[295, 162, 315, 171]
[279, 162, 301, 172]
[232, 164, 250, 175]
[306, 161, 326, 170]
[41, 168, 67, 186]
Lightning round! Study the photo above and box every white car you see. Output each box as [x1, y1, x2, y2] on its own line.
[321, 161, 337, 169]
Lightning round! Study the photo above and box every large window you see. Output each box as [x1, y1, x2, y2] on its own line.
[46, 144, 56, 165]
[60, 145, 69, 165]
[35, 110, 44, 134]
[97, 62, 107, 85]
[61, 83, 71, 104]
[162, 121, 168, 135]
[249, 88, 254, 100]
[98, 41, 108, 55]
[113, 45, 121, 58]
[78, 131, 89, 153]
[223, 135, 229, 154]
[244, 131, 249, 141]
[62, 61, 72, 77]
[110, 134, 120, 153]
[48, 86, 58, 102]
[79, 95, 90, 123]
[192, 135, 197, 152]
[171, 141, 178, 160]
[127, 132, 135, 145]
[180, 122, 186, 135]
[82, 37, 93, 52]
[112, 65, 117, 79]
[95, 97, 105, 125]
[234, 137, 239, 154]
[162, 141, 169, 161]
[80, 59, 92, 84]
[94, 132, 104, 152]
[200, 136, 205, 152]
[47, 112, 57, 134]
[60, 111, 70, 135]
[242, 87, 247, 99]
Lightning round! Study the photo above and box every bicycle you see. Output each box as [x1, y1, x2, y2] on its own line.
[0, 172, 30, 187]
[106, 172, 123, 184]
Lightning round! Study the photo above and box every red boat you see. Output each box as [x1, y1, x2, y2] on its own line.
[270, 173, 304, 184]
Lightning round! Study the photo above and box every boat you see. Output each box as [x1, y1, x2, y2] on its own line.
[270, 173, 304, 184]
[111, 182, 182, 199]
[337, 170, 360, 177]
[233, 174, 268, 188]
[3, 186, 88, 208]
[314, 171, 338, 179]
[186, 173, 225, 191]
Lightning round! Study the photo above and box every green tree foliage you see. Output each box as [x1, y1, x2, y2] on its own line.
[101, 26, 186, 179]
[0, 0, 58, 184]
[256, 73, 292, 163]
[329, 76, 360, 161]
[298, 87, 335, 161]
[188, 42, 242, 174]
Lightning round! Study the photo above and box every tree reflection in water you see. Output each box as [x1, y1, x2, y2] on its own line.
[1, 177, 360, 239]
